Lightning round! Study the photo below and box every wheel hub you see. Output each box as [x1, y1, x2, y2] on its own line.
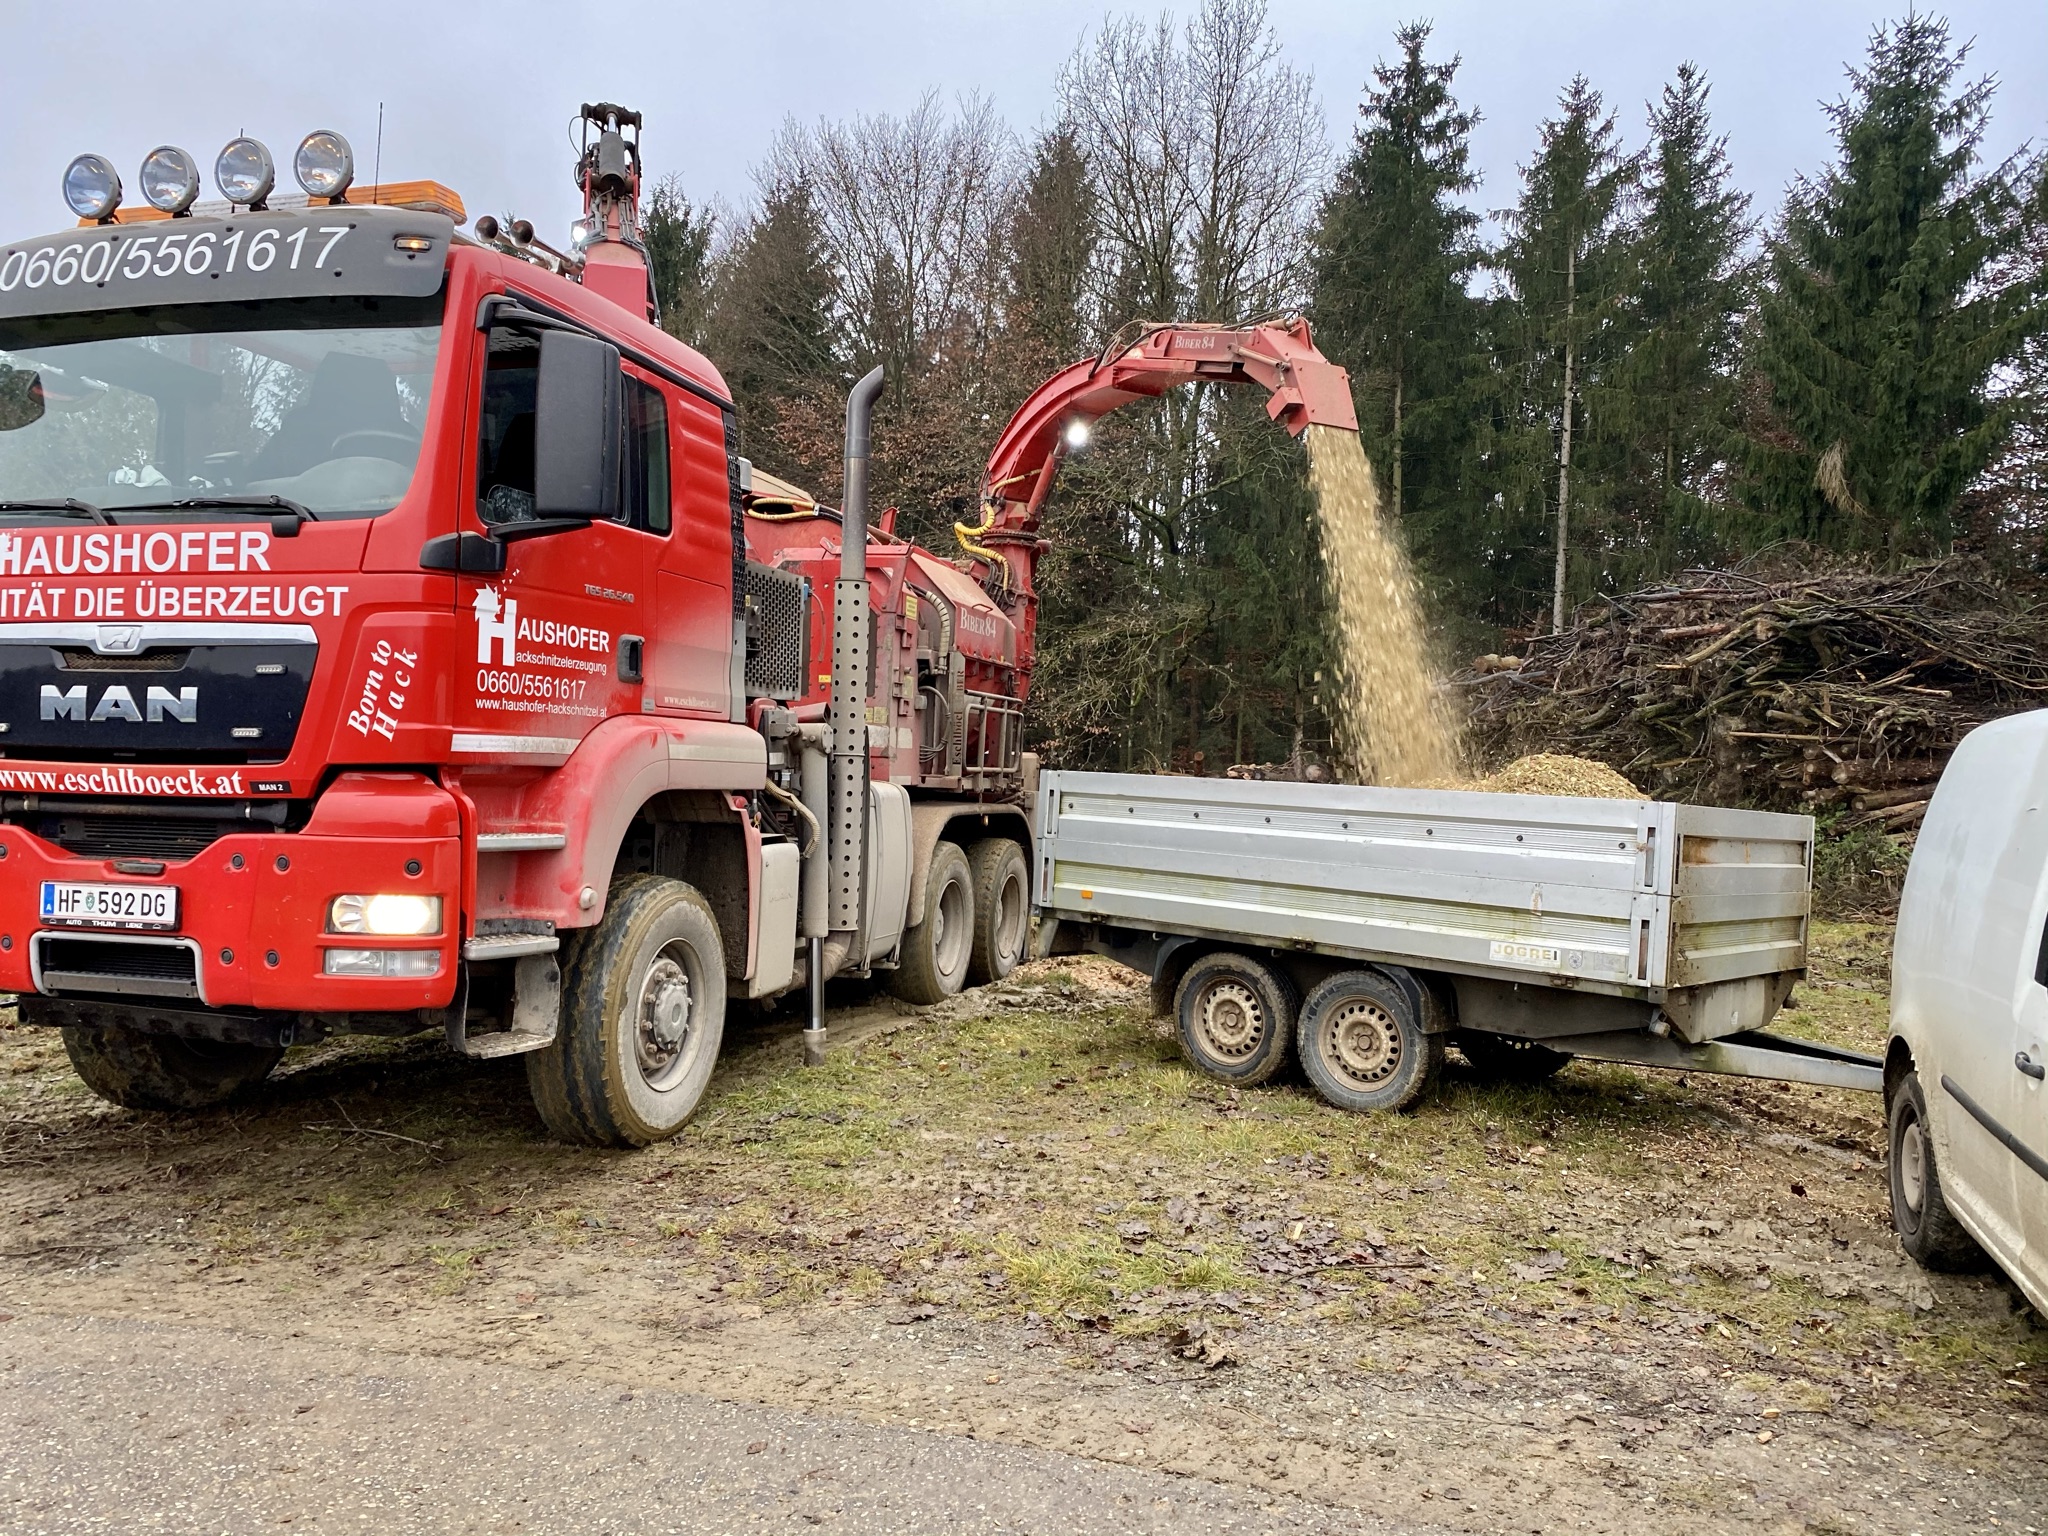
[1325, 999, 1401, 1084]
[637, 956, 693, 1082]
[1899, 1117, 1927, 1215]
[1195, 980, 1264, 1060]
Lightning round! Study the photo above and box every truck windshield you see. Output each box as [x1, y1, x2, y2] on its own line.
[0, 293, 442, 520]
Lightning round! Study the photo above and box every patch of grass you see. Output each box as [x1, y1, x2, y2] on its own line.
[1813, 817, 1912, 920]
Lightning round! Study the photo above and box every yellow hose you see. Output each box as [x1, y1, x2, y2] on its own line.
[954, 497, 1010, 590]
[745, 495, 821, 522]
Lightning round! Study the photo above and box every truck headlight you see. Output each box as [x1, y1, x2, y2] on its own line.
[328, 893, 442, 936]
[293, 130, 354, 201]
[214, 137, 275, 207]
[139, 146, 201, 215]
[63, 154, 123, 222]
[323, 948, 442, 978]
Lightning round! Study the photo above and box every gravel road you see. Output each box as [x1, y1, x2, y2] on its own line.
[0, 1312, 1396, 1535]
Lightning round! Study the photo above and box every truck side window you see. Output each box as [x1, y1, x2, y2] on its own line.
[477, 330, 539, 526]
[2036, 909, 2048, 989]
[622, 376, 669, 534]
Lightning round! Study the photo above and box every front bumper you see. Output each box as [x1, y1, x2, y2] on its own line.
[0, 773, 461, 1012]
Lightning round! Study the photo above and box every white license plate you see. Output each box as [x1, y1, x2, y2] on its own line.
[39, 882, 179, 931]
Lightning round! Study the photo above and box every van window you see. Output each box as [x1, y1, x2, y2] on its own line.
[2035, 911, 2048, 988]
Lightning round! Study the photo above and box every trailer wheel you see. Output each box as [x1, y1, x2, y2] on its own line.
[61, 1025, 283, 1112]
[527, 874, 727, 1147]
[1296, 969, 1441, 1113]
[888, 841, 974, 1004]
[1173, 952, 1297, 1086]
[967, 838, 1030, 985]
[1887, 1069, 1982, 1271]
[1455, 1030, 1572, 1083]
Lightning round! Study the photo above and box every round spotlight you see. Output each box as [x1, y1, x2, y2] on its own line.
[292, 129, 354, 202]
[139, 146, 201, 216]
[62, 154, 123, 222]
[1063, 419, 1092, 452]
[214, 137, 275, 207]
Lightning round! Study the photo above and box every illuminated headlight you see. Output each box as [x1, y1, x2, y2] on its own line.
[139, 146, 201, 215]
[327, 893, 442, 936]
[323, 948, 442, 979]
[214, 137, 275, 207]
[63, 154, 123, 222]
[1064, 419, 1091, 451]
[293, 130, 354, 201]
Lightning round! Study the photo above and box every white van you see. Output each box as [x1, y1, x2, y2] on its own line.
[1888, 709, 2048, 1311]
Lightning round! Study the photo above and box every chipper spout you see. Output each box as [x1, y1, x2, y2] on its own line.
[958, 318, 1356, 630]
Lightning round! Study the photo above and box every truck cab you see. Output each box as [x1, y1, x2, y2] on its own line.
[0, 118, 1036, 1144]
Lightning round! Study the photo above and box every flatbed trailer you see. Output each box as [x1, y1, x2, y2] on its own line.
[1032, 770, 1881, 1106]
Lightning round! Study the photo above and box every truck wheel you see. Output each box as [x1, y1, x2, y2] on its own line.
[1455, 1030, 1572, 1083]
[888, 841, 974, 1004]
[61, 1025, 283, 1112]
[1887, 1069, 1983, 1271]
[527, 874, 727, 1147]
[1173, 952, 1297, 1087]
[1296, 969, 1441, 1113]
[967, 838, 1030, 985]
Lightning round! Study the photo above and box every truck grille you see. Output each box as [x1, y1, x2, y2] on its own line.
[36, 814, 232, 861]
[34, 934, 202, 1000]
[4, 797, 292, 864]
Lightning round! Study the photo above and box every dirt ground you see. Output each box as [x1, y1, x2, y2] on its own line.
[1, 924, 2043, 1534]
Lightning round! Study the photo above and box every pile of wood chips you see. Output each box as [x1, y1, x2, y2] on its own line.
[1456, 557, 2048, 826]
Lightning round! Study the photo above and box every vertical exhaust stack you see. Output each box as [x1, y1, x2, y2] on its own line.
[805, 364, 886, 1067]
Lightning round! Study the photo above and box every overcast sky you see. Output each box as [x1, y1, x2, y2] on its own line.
[8, 0, 2044, 250]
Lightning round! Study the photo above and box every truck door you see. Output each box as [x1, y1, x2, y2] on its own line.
[459, 326, 653, 749]
[643, 389, 739, 718]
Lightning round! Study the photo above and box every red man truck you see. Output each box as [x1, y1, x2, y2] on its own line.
[0, 106, 1356, 1143]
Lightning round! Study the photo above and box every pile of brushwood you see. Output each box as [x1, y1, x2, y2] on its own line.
[1458, 556, 2048, 837]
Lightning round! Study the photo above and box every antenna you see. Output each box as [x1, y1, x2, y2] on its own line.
[372, 102, 384, 207]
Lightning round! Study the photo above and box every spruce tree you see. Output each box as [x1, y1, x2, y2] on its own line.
[701, 177, 839, 480]
[1311, 21, 1485, 529]
[641, 173, 714, 348]
[1497, 76, 1636, 630]
[1612, 64, 1751, 571]
[1742, 15, 2048, 553]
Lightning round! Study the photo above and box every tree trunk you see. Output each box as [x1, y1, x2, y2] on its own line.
[1552, 243, 1577, 636]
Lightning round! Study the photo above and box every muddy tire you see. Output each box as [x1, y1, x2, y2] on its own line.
[526, 874, 726, 1147]
[1296, 968, 1441, 1113]
[888, 841, 974, 1005]
[966, 838, 1030, 986]
[1456, 1030, 1572, 1083]
[1887, 1069, 1983, 1271]
[61, 1025, 282, 1112]
[1173, 951, 1297, 1087]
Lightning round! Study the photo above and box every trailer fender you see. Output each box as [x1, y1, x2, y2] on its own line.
[469, 715, 767, 932]
[905, 803, 1032, 915]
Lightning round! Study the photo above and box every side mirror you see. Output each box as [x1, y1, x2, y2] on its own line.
[533, 329, 622, 522]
